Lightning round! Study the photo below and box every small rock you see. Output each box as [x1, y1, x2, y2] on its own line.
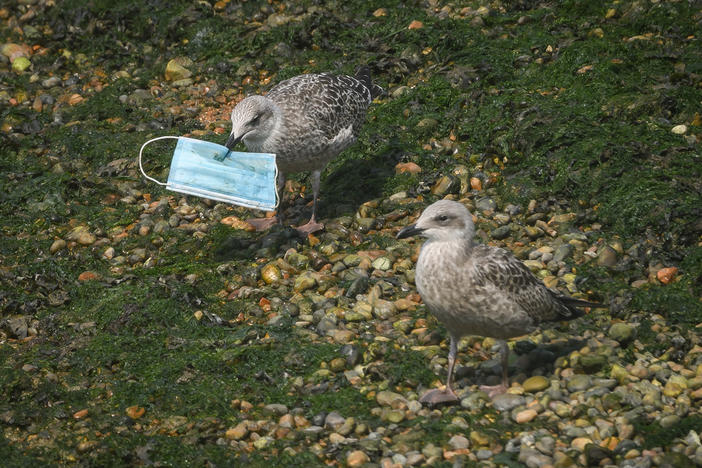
[395, 162, 422, 174]
[253, 436, 273, 449]
[671, 124, 688, 135]
[491, 225, 511, 240]
[221, 216, 255, 231]
[608, 322, 635, 344]
[448, 434, 470, 450]
[125, 406, 145, 419]
[656, 266, 678, 284]
[78, 271, 99, 282]
[492, 393, 526, 411]
[50, 239, 66, 253]
[371, 256, 392, 271]
[165, 58, 192, 81]
[430, 175, 457, 196]
[12, 56, 31, 72]
[523, 375, 550, 393]
[476, 197, 497, 212]
[659, 414, 681, 428]
[376, 390, 407, 407]
[261, 263, 282, 284]
[524, 226, 543, 240]
[597, 246, 618, 267]
[579, 354, 608, 373]
[293, 272, 317, 292]
[553, 244, 574, 262]
[514, 408, 538, 423]
[584, 443, 613, 466]
[470, 176, 482, 191]
[566, 374, 592, 392]
[571, 437, 592, 452]
[372, 299, 397, 320]
[347, 450, 370, 466]
[263, 403, 288, 416]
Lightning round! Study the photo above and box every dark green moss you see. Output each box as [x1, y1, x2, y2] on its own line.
[634, 415, 702, 450]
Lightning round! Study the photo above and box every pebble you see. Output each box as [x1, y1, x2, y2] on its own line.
[476, 197, 497, 212]
[515, 408, 538, 423]
[448, 434, 470, 450]
[671, 124, 688, 134]
[492, 393, 526, 411]
[608, 322, 636, 343]
[491, 225, 511, 240]
[50, 239, 66, 253]
[347, 449, 370, 466]
[523, 375, 550, 393]
[597, 245, 618, 267]
[563, 374, 590, 393]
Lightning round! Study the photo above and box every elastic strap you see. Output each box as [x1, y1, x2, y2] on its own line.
[138, 136, 181, 186]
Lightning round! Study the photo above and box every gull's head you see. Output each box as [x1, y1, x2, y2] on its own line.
[396, 200, 475, 242]
[225, 96, 277, 151]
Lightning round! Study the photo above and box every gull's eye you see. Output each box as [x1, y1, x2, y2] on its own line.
[250, 114, 261, 125]
[437, 214, 449, 222]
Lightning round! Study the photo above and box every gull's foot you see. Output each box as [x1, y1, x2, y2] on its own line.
[246, 217, 278, 231]
[418, 387, 459, 405]
[295, 219, 324, 235]
[479, 383, 509, 399]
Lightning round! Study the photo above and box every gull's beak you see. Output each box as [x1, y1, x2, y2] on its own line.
[225, 131, 244, 151]
[396, 223, 424, 239]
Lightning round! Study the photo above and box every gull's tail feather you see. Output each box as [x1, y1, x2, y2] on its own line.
[355, 66, 385, 99]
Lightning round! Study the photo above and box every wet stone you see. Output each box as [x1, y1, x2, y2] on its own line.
[608, 323, 635, 344]
[579, 354, 608, 373]
[476, 197, 497, 212]
[524, 226, 543, 239]
[597, 245, 618, 267]
[491, 225, 511, 240]
[523, 375, 550, 393]
[293, 272, 317, 292]
[261, 263, 282, 285]
[372, 299, 397, 320]
[346, 450, 370, 467]
[519, 447, 553, 468]
[324, 411, 345, 431]
[50, 239, 66, 253]
[553, 244, 574, 262]
[42, 76, 61, 88]
[430, 175, 458, 196]
[262, 403, 288, 416]
[376, 390, 407, 407]
[448, 434, 470, 450]
[371, 256, 392, 271]
[566, 374, 592, 392]
[345, 276, 369, 297]
[584, 443, 613, 466]
[492, 393, 526, 411]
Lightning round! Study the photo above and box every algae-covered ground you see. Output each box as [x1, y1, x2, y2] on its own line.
[1, 0, 702, 466]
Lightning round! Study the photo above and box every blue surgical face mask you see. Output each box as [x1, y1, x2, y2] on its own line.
[138, 136, 278, 211]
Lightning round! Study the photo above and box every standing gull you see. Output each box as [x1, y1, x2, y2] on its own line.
[397, 200, 602, 404]
[225, 66, 383, 234]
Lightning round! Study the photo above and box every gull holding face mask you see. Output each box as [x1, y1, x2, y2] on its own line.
[138, 136, 279, 212]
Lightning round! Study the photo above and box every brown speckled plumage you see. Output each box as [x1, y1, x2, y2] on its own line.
[397, 200, 601, 403]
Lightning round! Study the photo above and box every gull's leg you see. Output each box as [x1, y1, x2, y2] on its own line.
[247, 173, 285, 231]
[480, 340, 510, 398]
[295, 169, 324, 235]
[419, 335, 460, 405]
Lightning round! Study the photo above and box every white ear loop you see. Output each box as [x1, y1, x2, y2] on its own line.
[138, 136, 180, 186]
